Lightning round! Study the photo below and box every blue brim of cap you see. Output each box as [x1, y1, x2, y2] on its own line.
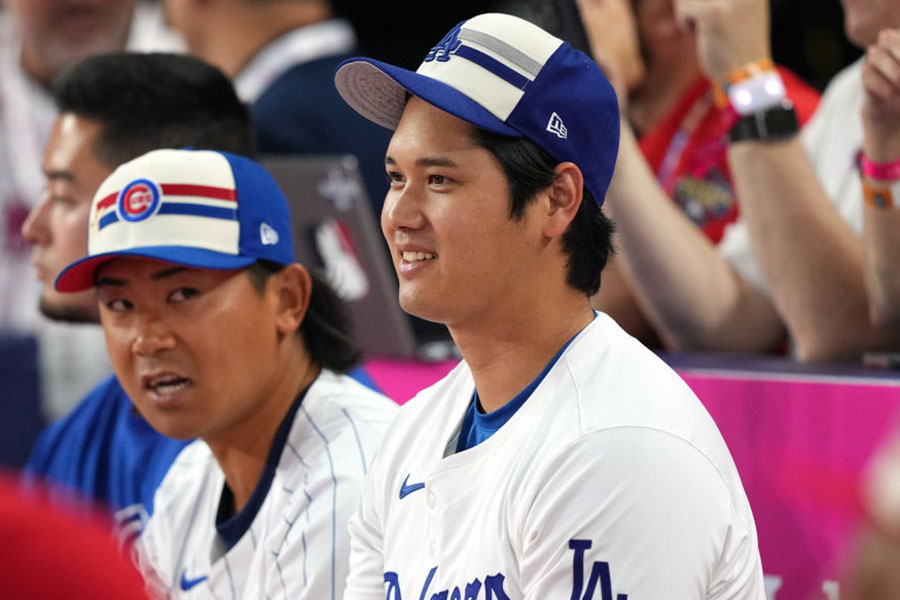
[335, 57, 520, 138]
[55, 246, 258, 293]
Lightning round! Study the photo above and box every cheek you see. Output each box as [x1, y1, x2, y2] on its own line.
[99, 316, 135, 374]
[60, 209, 90, 255]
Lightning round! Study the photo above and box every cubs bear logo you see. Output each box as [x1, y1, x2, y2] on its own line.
[117, 178, 161, 222]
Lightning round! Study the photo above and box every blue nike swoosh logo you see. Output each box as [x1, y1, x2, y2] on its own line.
[180, 570, 208, 591]
[399, 474, 425, 499]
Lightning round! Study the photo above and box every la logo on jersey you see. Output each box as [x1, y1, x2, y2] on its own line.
[381, 539, 626, 599]
[117, 178, 161, 222]
[570, 539, 628, 600]
[425, 23, 462, 63]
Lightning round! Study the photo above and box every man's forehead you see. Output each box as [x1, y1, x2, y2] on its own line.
[96, 257, 189, 279]
[389, 99, 481, 157]
[43, 114, 105, 175]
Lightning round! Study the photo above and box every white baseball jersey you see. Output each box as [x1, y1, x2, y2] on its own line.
[136, 370, 398, 599]
[345, 313, 764, 600]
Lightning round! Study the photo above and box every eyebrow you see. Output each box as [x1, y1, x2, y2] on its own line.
[94, 266, 188, 288]
[44, 170, 75, 182]
[385, 155, 459, 168]
[152, 266, 188, 280]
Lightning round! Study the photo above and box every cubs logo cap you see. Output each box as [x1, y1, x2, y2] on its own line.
[55, 148, 296, 293]
[334, 12, 620, 205]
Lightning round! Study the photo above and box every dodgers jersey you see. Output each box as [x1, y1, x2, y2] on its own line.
[136, 370, 397, 599]
[345, 313, 764, 600]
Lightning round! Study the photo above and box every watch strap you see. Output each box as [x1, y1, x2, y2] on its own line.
[729, 101, 799, 143]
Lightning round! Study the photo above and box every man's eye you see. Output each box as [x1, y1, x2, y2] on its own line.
[428, 175, 448, 185]
[168, 288, 198, 303]
[387, 171, 404, 185]
[106, 298, 133, 312]
[51, 195, 74, 207]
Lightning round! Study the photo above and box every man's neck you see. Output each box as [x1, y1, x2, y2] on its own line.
[451, 293, 595, 414]
[207, 354, 320, 513]
[199, 2, 331, 78]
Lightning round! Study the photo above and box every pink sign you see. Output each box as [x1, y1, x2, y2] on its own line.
[365, 358, 900, 599]
[683, 370, 900, 599]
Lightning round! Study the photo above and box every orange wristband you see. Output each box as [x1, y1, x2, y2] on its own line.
[862, 179, 899, 209]
[711, 59, 776, 110]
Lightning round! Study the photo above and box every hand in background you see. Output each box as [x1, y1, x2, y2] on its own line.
[576, 0, 646, 110]
[674, 0, 771, 82]
[861, 28, 900, 163]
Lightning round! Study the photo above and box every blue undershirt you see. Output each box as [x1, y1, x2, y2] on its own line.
[455, 315, 595, 453]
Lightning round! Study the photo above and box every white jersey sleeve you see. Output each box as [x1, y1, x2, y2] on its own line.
[519, 428, 762, 599]
[344, 446, 389, 600]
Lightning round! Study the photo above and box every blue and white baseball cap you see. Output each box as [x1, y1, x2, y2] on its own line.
[334, 13, 620, 205]
[55, 148, 295, 293]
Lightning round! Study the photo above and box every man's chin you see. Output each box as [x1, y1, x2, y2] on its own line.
[38, 297, 98, 325]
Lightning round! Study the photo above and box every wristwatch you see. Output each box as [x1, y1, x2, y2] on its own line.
[729, 100, 799, 143]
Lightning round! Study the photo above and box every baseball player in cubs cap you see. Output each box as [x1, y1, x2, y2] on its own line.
[335, 12, 764, 599]
[55, 148, 397, 598]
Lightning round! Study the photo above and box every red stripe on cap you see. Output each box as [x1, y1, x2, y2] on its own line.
[161, 184, 236, 201]
[96, 192, 118, 211]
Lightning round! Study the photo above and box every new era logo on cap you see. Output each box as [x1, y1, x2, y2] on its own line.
[260, 222, 279, 245]
[335, 13, 619, 205]
[547, 112, 568, 139]
[56, 149, 296, 293]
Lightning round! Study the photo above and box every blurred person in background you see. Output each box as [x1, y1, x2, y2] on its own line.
[21, 52, 250, 542]
[0, 0, 181, 421]
[161, 0, 390, 215]
[0, 476, 147, 599]
[838, 21, 900, 598]
[579, 0, 820, 349]
[857, 25, 900, 332]
[582, 0, 900, 360]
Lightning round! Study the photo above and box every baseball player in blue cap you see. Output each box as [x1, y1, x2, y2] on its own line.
[335, 12, 764, 599]
[55, 147, 397, 598]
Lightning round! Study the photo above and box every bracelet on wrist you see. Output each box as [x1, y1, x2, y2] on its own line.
[859, 152, 900, 182]
[862, 178, 900, 210]
[712, 59, 776, 110]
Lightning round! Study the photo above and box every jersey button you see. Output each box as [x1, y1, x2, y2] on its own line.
[427, 491, 437, 509]
[428, 540, 437, 557]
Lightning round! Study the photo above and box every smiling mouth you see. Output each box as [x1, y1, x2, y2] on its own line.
[401, 251, 436, 263]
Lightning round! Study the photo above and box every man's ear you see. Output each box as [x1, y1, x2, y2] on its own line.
[271, 263, 312, 336]
[543, 162, 584, 238]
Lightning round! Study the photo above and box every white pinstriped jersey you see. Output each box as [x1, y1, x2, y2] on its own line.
[136, 370, 397, 599]
[345, 313, 765, 600]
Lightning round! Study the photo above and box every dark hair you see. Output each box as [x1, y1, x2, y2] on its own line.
[248, 261, 361, 373]
[52, 53, 255, 166]
[471, 127, 615, 296]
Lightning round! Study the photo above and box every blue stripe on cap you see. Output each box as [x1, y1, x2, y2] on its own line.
[157, 203, 238, 220]
[98, 212, 119, 231]
[454, 45, 530, 90]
